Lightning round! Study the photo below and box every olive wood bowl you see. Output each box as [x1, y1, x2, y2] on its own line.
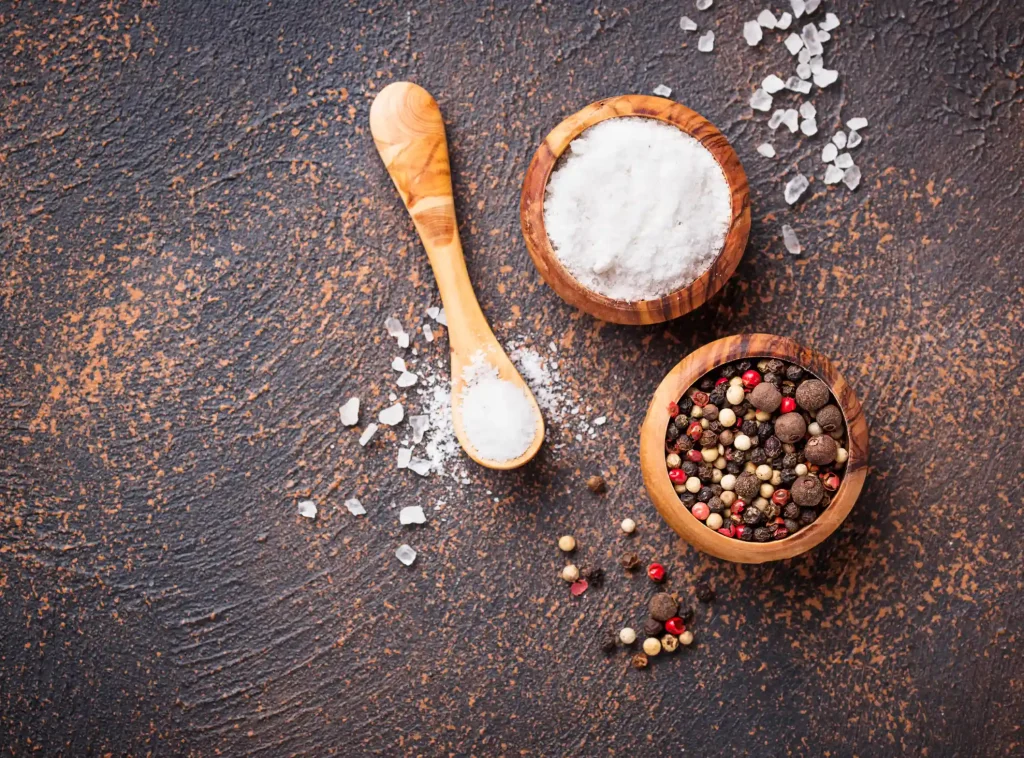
[520, 94, 750, 325]
[640, 334, 869, 563]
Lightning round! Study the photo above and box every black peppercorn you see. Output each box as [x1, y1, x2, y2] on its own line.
[757, 421, 774, 441]
[741, 419, 758, 437]
[736, 360, 752, 373]
[707, 496, 724, 514]
[763, 372, 783, 389]
[710, 483, 723, 496]
[695, 583, 715, 603]
[677, 435, 694, 452]
[679, 605, 695, 624]
[784, 518, 800, 533]
[720, 364, 738, 379]
[781, 382, 796, 397]
[799, 508, 817, 526]
[820, 492, 831, 508]
[765, 359, 784, 375]
[763, 436, 783, 458]
[643, 618, 665, 638]
[726, 461, 743, 475]
[785, 364, 804, 382]
[697, 464, 714, 481]
[762, 502, 781, 521]
[682, 461, 698, 476]
[678, 396, 693, 414]
[739, 525, 755, 541]
[780, 469, 798, 488]
[679, 492, 697, 507]
[709, 386, 727, 406]
[708, 420, 724, 434]
[581, 567, 605, 588]
[697, 486, 714, 502]
[750, 448, 768, 466]
[600, 631, 618, 654]
[742, 506, 765, 526]
[728, 449, 747, 465]
[699, 376, 716, 392]
[754, 527, 772, 542]
[782, 452, 799, 469]
[700, 430, 719, 448]
[782, 503, 801, 520]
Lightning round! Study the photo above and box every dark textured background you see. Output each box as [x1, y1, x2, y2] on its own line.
[2, 0, 1022, 755]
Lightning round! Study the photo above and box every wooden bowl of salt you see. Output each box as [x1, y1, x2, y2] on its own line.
[520, 95, 750, 325]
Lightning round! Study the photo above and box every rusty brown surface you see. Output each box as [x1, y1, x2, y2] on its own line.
[1, 1, 1022, 756]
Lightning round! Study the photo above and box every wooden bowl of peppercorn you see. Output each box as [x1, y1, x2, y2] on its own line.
[640, 334, 869, 564]
[520, 94, 750, 325]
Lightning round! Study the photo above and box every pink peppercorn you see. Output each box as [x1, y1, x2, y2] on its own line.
[691, 502, 710, 521]
[647, 563, 666, 582]
[668, 469, 686, 485]
[741, 370, 762, 390]
[730, 499, 746, 515]
[717, 525, 735, 538]
[686, 449, 703, 463]
[715, 377, 729, 386]
[780, 397, 797, 414]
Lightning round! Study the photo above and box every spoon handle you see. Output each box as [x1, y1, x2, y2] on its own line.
[369, 81, 491, 358]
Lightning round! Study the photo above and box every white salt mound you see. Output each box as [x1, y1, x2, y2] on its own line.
[459, 352, 536, 462]
[543, 117, 731, 302]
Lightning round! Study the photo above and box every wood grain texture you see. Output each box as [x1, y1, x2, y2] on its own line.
[520, 94, 751, 325]
[370, 81, 544, 469]
[640, 334, 869, 563]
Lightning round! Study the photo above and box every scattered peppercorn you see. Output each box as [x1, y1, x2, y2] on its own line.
[664, 616, 686, 636]
[660, 634, 679, 653]
[649, 592, 679, 622]
[631, 653, 649, 669]
[643, 618, 665, 638]
[581, 566, 605, 588]
[619, 552, 640, 570]
[647, 563, 666, 583]
[695, 583, 715, 603]
[558, 535, 576, 552]
[600, 631, 618, 654]
[619, 627, 637, 645]
[642, 637, 662, 657]
[620, 518, 637, 534]
[586, 475, 607, 493]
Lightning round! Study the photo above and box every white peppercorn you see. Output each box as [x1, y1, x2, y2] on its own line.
[561, 564, 580, 582]
[718, 408, 737, 427]
[642, 637, 662, 656]
[706, 513, 724, 530]
[836, 447, 849, 464]
[621, 518, 637, 534]
[720, 491, 736, 506]
[755, 464, 773, 481]
[619, 627, 637, 645]
[795, 463, 808, 476]
[726, 385, 744, 405]
[680, 630, 694, 646]
[666, 453, 682, 468]
[558, 535, 576, 552]
[759, 482, 775, 498]
[808, 422, 823, 436]
[701, 447, 718, 463]
[733, 434, 752, 451]
[685, 476, 702, 494]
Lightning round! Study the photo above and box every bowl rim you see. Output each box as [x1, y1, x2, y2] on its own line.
[639, 333, 870, 564]
[519, 94, 751, 326]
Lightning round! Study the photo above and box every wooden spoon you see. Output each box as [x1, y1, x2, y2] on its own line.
[370, 81, 544, 470]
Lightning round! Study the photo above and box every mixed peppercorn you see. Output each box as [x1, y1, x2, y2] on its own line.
[664, 357, 848, 542]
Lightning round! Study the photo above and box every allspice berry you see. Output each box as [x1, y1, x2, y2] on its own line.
[774, 412, 807, 444]
[631, 653, 649, 669]
[815, 404, 844, 434]
[586, 475, 607, 493]
[748, 382, 782, 413]
[805, 434, 838, 465]
[795, 379, 829, 412]
[791, 475, 825, 507]
[649, 592, 680, 622]
[734, 472, 760, 501]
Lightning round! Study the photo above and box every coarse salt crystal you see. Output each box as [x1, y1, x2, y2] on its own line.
[835, 152, 854, 169]
[782, 109, 800, 132]
[385, 317, 409, 348]
[822, 143, 838, 162]
[799, 47, 811, 64]
[785, 77, 811, 94]
[847, 117, 869, 131]
[799, 102, 817, 119]
[757, 9, 778, 28]
[408, 458, 432, 476]
[696, 0, 712, 10]
[593, 416, 607, 426]
[340, 398, 360, 426]
[679, 15, 698, 31]
[422, 323, 434, 342]
[784, 33, 803, 54]
[797, 62, 812, 79]
[399, 506, 426, 525]
[397, 371, 418, 388]
[653, 84, 672, 98]
[397, 447, 412, 469]
[809, 55, 824, 73]
[391, 357, 407, 372]
[768, 110, 786, 130]
[817, 30, 830, 42]
[744, 21, 763, 46]
[698, 31, 715, 52]
[763, 75, 786, 94]
[298, 500, 317, 519]
[805, 0, 822, 14]
[791, 0, 806, 18]
[395, 544, 417, 566]
[782, 225, 802, 255]
[777, 12, 793, 29]
[784, 174, 809, 205]
[379, 403, 404, 426]
[750, 89, 773, 111]
[544, 117, 731, 301]
[824, 164, 845, 184]
[345, 498, 366, 516]
[847, 130, 863, 148]
[832, 131, 848, 149]
[757, 143, 777, 158]
[800, 118, 818, 136]
[820, 12, 840, 31]
[359, 423, 379, 446]
[409, 414, 429, 444]
[843, 165, 862, 190]
[813, 68, 839, 88]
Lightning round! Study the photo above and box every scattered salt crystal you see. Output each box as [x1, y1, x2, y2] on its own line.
[399, 506, 426, 525]
[800, 118, 818, 136]
[391, 357, 407, 372]
[426, 306, 440, 320]
[797, 62, 812, 79]
[813, 68, 839, 88]
[395, 544, 417, 566]
[679, 15, 698, 31]
[809, 55, 824, 73]
[822, 143, 838, 162]
[408, 458, 432, 476]
[777, 12, 793, 29]
[824, 164, 845, 184]
[544, 117, 731, 301]
[798, 47, 811, 64]
[805, 0, 821, 14]
[757, 143, 777, 158]
[388, 392, 398, 402]
[832, 131, 848, 149]
[297, 500, 317, 519]
[763, 75, 786, 94]
[397, 371, 418, 388]
[847, 117, 869, 131]
[817, 30, 830, 42]
[799, 102, 817, 119]
[784, 33, 803, 54]
[385, 317, 409, 348]
[782, 109, 800, 132]
[843, 165, 862, 190]
[785, 77, 811, 94]
[820, 12, 840, 31]
[782, 225, 802, 255]
[345, 498, 366, 515]
[698, 31, 715, 52]
[696, 0, 712, 10]
[847, 130, 863, 148]
[359, 423, 379, 446]
[409, 414, 429, 444]
[757, 9, 778, 28]
[340, 398, 360, 426]
[744, 21, 763, 46]
[397, 447, 412, 469]
[801, 23, 819, 46]
[835, 152, 854, 169]
[750, 89, 773, 111]
[459, 351, 537, 462]
[653, 84, 672, 98]
[784, 174, 809, 205]
[422, 323, 434, 343]
[435, 309, 447, 326]
[790, 0, 806, 18]
[593, 416, 607, 426]
[379, 403, 405, 426]
[768, 110, 786, 130]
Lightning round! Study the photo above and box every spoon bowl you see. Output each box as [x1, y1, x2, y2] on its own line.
[371, 81, 544, 469]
